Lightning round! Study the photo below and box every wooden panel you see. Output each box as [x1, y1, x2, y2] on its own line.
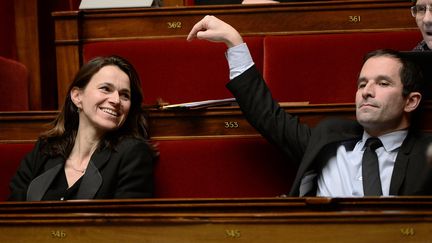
[54, 11, 81, 107]
[53, 0, 417, 108]
[55, 46, 81, 107]
[0, 111, 57, 143]
[14, 0, 41, 110]
[76, 1, 416, 41]
[0, 197, 431, 242]
[147, 103, 357, 139]
[164, 0, 185, 6]
[0, 104, 355, 142]
[1, 102, 431, 142]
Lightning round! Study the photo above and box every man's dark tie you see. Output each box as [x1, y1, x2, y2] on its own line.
[362, 137, 383, 196]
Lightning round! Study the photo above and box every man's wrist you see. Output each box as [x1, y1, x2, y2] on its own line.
[226, 32, 244, 48]
[226, 43, 254, 80]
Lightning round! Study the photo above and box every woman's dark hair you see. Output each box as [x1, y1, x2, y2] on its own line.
[41, 56, 157, 158]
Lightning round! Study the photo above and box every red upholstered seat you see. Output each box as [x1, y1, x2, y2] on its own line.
[154, 137, 295, 198]
[0, 137, 294, 200]
[1, 31, 422, 200]
[83, 37, 264, 105]
[263, 31, 422, 104]
[0, 143, 34, 201]
[0, 56, 29, 111]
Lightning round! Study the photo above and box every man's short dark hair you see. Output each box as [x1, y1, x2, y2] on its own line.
[363, 49, 425, 98]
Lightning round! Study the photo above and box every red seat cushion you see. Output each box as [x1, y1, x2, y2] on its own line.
[263, 31, 422, 104]
[0, 57, 29, 111]
[0, 143, 34, 201]
[0, 139, 294, 200]
[154, 137, 295, 198]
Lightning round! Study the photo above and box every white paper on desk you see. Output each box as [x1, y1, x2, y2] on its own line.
[161, 98, 237, 110]
[79, 0, 154, 9]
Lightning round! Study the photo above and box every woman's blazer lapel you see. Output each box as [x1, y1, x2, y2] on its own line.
[26, 157, 63, 201]
[75, 147, 111, 199]
[26, 147, 112, 201]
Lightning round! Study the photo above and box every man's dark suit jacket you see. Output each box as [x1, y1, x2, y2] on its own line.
[8, 137, 155, 201]
[227, 65, 432, 196]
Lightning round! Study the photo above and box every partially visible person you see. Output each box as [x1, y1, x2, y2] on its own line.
[9, 56, 158, 201]
[411, 0, 432, 51]
[187, 16, 432, 197]
[194, 0, 291, 5]
[242, 0, 279, 4]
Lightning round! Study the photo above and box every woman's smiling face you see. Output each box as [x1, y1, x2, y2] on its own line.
[71, 65, 131, 135]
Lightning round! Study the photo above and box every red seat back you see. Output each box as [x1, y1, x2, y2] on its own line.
[0, 56, 29, 111]
[83, 37, 264, 105]
[154, 137, 295, 198]
[263, 31, 422, 103]
[0, 143, 34, 201]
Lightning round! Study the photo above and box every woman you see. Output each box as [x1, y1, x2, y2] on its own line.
[9, 56, 158, 201]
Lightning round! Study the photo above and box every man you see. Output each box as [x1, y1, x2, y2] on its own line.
[411, 0, 432, 51]
[187, 15, 432, 197]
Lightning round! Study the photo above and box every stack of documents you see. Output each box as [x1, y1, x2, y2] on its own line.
[160, 98, 237, 110]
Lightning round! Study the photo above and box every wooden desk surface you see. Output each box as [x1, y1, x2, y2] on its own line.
[0, 197, 431, 242]
[1, 102, 432, 142]
[0, 103, 356, 142]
